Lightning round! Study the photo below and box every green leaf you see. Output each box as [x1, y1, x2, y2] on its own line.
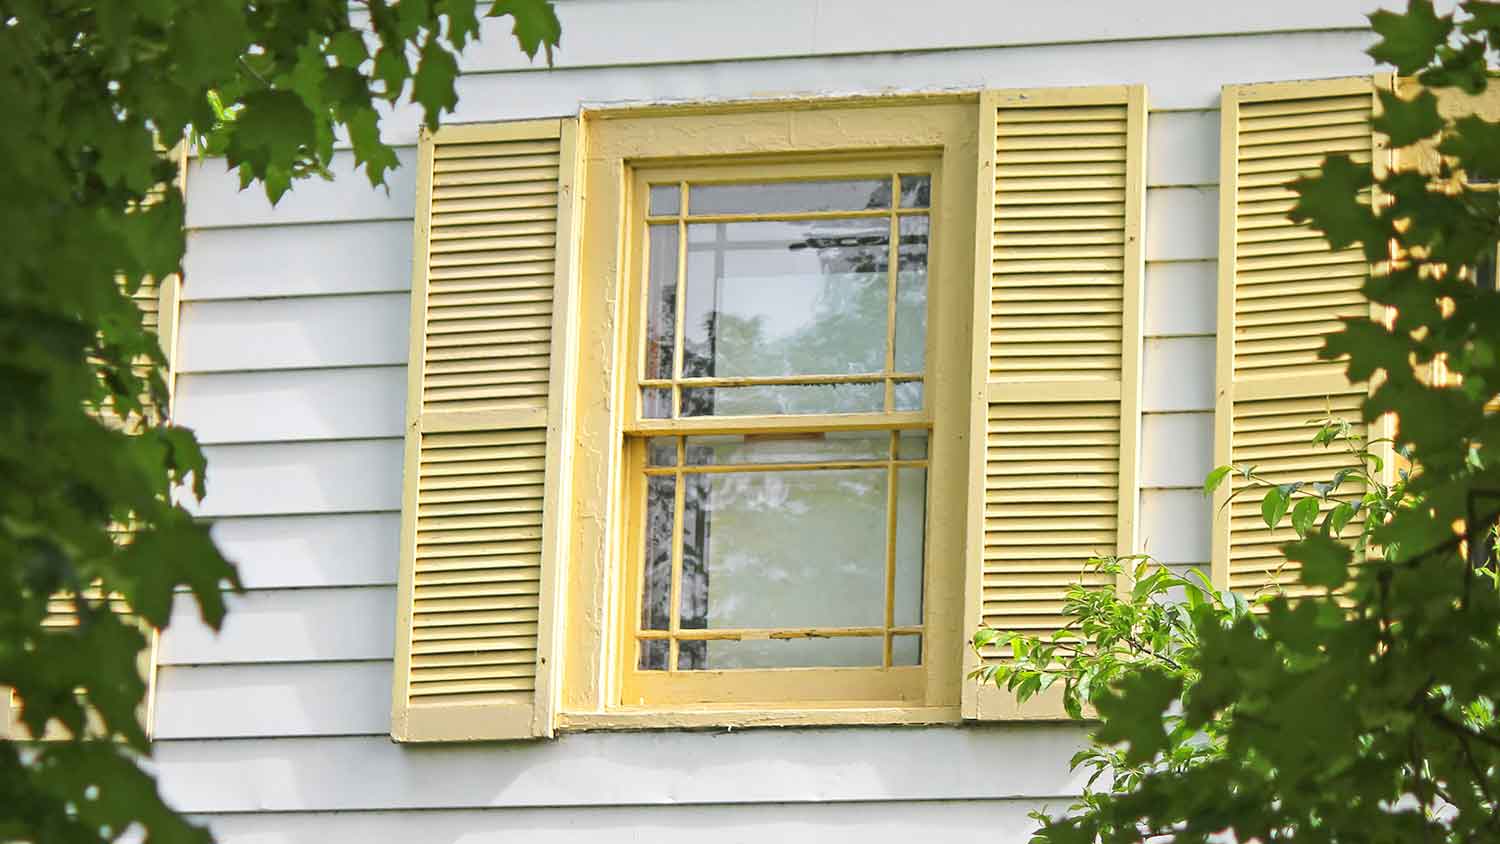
[1374, 87, 1444, 147]
[1368, 0, 1453, 73]
[1324, 501, 1357, 537]
[1261, 485, 1293, 530]
[1284, 535, 1354, 589]
[1291, 497, 1320, 538]
[1204, 465, 1234, 496]
[488, 0, 563, 62]
[1290, 154, 1378, 251]
[972, 628, 1001, 650]
[1093, 669, 1184, 766]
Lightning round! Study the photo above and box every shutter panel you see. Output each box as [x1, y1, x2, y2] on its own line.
[391, 119, 581, 742]
[3, 144, 184, 739]
[1213, 78, 1393, 596]
[963, 87, 1148, 720]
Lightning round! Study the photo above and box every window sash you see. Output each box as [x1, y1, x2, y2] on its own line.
[623, 156, 939, 432]
[617, 156, 941, 706]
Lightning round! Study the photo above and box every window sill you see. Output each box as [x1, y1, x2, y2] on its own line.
[557, 705, 961, 732]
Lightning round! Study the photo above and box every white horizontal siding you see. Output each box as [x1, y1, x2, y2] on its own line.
[1147, 110, 1218, 187]
[192, 440, 402, 517]
[190, 33, 1380, 152]
[183, 221, 411, 301]
[1140, 489, 1213, 566]
[1145, 187, 1217, 262]
[177, 367, 406, 444]
[178, 295, 408, 373]
[446, 31, 1377, 124]
[153, 727, 1091, 812]
[155, 661, 391, 739]
[1141, 414, 1215, 489]
[186, 148, 417, 229]
[1142, 337, 1215, 413]
[194, 799, 1047, 844]
[161, 587, 394, 666]
[460, 0, 1378, 74]
[209, 513, 399, 590]
[1145, 261, 1216, 337]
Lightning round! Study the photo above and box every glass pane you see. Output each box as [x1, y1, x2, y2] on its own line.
[638, 639, 668, 671]
[645, 224, 678, 379]
[894, 215, 929, 373]
[676, 467, 889, 630]
[647, 437, 677, 466]
[683, 219, 889, 379]
[649, 184, 680, 216]
[897, 430, 928, 460]
[684, 431, 889, 466]
[642, 387, 672, 418]
[894, 467, 927, 627]
[892, 634, 922, 666]
[681, 636, 885, 669]
[641, 475, 675, 631]
[894, 381, 922, 411]
[899, 175, 931, 208]
[681, 383, 884, 417]
[689, 179, 890, 216]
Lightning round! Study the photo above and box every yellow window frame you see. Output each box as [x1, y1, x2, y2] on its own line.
[564, 97, 979, 726]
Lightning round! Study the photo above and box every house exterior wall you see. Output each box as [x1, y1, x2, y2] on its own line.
[156, 2, 1395, 840]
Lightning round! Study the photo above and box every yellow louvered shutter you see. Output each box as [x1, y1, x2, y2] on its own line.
[391, 119, 581, 741]
[3, 145, 184, 739]
[1213, 78, 1393, 597]
[963, 86, 1148, 720]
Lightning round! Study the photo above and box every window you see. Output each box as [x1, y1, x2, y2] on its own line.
[390, 90, 1150, 740]
[619, 165, 936, 705]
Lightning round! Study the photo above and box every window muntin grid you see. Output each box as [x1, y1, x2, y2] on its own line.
[637, 174, 930, 419]
[634, 430, 929, 672]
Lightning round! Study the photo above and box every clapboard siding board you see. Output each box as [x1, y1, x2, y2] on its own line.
[194, 800, 1049, 844]
[1144, 187, 1218, 261]
[161, 587, 395, 666]
[152, 727, 1092, 812]
[443, 0, 1377, 74]
[178, 294, 409, 373]
[1145, 261, 1217, 336]
[176, 367, 406, 444]
[154, 661, 392, 739]
[1140, 412, 1215, 488]
[186, 148, 417, 229]
[450, 31, 1381, 119]
[190, 440, 402, 518]
[1142, 336, 1216, 412]
[208, 513, 400, 590]
[1148, 110, 1220, 186]
[1140, 488, 1214, 565]
[183, 221, 412, 301]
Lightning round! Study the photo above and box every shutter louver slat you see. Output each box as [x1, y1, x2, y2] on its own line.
[1215, 78, 1389, 600]
[964, 87, 1147, 720]
[392, 120, 579, 742]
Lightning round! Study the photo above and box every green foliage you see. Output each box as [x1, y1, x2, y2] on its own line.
[0, 2, 560, 842]
[978, 5, 1500, 838]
